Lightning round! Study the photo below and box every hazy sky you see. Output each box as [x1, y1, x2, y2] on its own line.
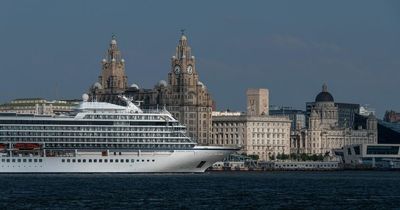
[0, 0, 399, 117]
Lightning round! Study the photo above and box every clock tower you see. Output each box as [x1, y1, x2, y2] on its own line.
[166, 33, 213, 145]
[90, 35, 128, 104]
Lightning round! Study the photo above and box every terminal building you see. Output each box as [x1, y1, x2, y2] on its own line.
[335, 144, 400, 169]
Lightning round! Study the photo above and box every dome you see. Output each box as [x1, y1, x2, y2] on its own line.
[130, 83, 139, 89]
[315, 83, 334, 102]
[93, 82, 102, 89]
[181, 35, 187, 41]
[158, 80, 167, 87]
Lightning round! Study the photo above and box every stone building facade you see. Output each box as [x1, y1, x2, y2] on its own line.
[210, 89, 291, 161]
[90, 34, 213, 145]
[247, 88, 269, 116]
[90, 35, 128, 104]
[291, 84, 378, 155]
[0, 98, 78, 115]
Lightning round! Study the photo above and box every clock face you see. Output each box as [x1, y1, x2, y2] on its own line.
[187, 65, 193, 74]
[174, 65, 181, 74]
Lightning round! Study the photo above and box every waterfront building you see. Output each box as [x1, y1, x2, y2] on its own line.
[90, 35, 128, 104]
[306, 101, 360, 128]
[384, 110, 400, 123]
[291, 84, 378, 155]
[355, 113, 400, 144]
[247, 89, 269, 116]
[269, 106, 306, 130]
[359, 105, 375, 117]
[0, 98, 78, 115]
[335, 144, 400, 169]
[211, 89, 291, 161]
[90, 34, 213, 145]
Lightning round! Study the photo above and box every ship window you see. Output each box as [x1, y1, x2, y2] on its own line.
[114, 152, 116, 155]
[62, 159, 65, 163]
[119, 152, 122, 155]
[147, 160, 150, 162]
[115, 159, 119, 163]
[137, 159, 139, 162]
[94, 159, 97, 163]
[39, 159, 42, 162]
[120, 159, 124, 163]
[89, 159, 92, 163]
[23, 159, 26, 162]
[1, 159, 4, 162]
[110, 159, 113, 163]
[29, 159, 32, 162]
[7, 159, 10, 162]
[83, 159, 86, 163]
[131, 159, 135, 163]
[72, 159, 76, 163]
[12, 159, 15, 162]
[78, 159, 81, 163]
[67, 159, 70, 163]
[17, 159, 21, 162]
[99, 159, 103, 163]
[142, 160, 144, 162]
[152, 160, 155, 162]
[104, 159, 108, 163]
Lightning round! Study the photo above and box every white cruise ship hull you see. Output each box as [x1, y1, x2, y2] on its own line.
[0, 146, 237, 173]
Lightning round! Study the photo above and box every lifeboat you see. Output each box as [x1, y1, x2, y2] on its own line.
[14, 143, 41, 150]
[0, 144, 6, 151]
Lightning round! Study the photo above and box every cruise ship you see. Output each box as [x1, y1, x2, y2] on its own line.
[0, 95, 239, 173]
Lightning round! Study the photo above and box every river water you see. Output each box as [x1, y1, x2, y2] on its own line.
[0, 171, 399, 209]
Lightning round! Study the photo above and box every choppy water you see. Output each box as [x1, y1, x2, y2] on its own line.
[0, 171, 399, 209]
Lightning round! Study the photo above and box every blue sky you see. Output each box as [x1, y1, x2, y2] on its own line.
[0, 0, 399, 117]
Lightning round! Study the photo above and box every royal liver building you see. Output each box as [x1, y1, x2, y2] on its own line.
[90, 34, 213, 145]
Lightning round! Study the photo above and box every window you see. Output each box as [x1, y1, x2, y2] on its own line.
[104, 159, 108, 163]
[94, 159, 97, 163]
[110, 159, 113, 163]
[115, 159, 119, 163]
[67, 159, 70, 163]
[131, 159, 135, 163]
[99, 159, 103, 163]
[72, 159, 76, 163]
[120, 159, 124, 163]
[126, 159, 129, 163]
[367, 146, 399, 155]
[89, 159, 92, 163]
[62, 159, 65, 163]
[83, 159, 86, 163]
[39, 159, 42, 162]
[23, 159, 27, 162]
[29, 159, 32, 162]
[17, 159, 21, 162]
